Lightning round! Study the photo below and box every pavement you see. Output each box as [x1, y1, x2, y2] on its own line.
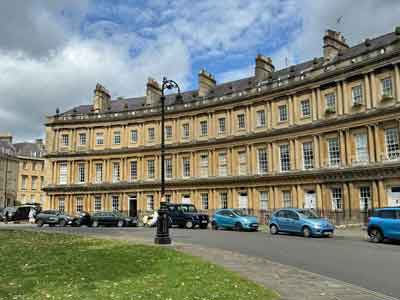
[1, 223, 399, 300]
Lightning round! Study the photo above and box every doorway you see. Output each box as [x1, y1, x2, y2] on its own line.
[128, 194, 138, 217]
[238, 192, 248, 209]
[304, 191, 316, 209]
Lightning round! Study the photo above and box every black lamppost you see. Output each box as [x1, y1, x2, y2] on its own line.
[155, 77, 182, 245]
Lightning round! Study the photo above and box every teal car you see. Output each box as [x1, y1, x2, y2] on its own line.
[211, 209, 259, 231]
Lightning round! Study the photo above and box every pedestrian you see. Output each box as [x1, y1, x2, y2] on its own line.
[28, 208, 36, 224]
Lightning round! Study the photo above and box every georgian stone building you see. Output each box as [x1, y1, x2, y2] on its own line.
[44, 28, 400, 224]
[0, 134, 19, 207]
[14, 139, 46, 205]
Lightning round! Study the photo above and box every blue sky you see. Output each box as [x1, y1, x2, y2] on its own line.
[0, 0, 399, 140]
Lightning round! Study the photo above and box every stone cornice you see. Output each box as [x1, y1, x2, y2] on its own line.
[43, 161, 400, 193]
[45, 104, 400, 159]
[46, 48, 400, 128]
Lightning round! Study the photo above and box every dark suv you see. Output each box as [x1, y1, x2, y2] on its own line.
[35, 210, 75, 227]
[166, 203, 209, 229]
[1, 205, 40, 222]
[367, 208, 400, 243]
[91, 211, 138, 227]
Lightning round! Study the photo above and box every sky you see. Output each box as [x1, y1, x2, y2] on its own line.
[0, 0, 399, 142]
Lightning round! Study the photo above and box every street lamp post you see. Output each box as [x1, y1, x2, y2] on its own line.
[155, 77, 182, 245]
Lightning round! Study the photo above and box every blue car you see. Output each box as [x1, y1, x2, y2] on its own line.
[269, 208, 334, 237]
[212, 209, 259, 231]
[367, 207, 400, 243]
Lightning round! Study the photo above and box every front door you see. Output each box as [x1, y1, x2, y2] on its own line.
[388, 187, 400, 207]
[238, 192, 248, 209]
[304, 191, 316, 209]
[128, 195, 138, 217]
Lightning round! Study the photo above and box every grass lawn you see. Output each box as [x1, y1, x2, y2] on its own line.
[0, 230, 277, 300]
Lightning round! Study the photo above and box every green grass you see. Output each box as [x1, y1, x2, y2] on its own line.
[0, 231, 277, 300]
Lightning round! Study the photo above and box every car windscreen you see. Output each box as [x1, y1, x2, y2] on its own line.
[297, 210, 319, 219]
[179, 205, 197, 213]
[233, 209, 247, 217]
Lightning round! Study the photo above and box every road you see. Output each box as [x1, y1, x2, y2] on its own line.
[3, 225, 400, 298]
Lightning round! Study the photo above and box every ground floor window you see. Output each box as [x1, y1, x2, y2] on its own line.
[238, 192, 248, 209]
[94, 196, 102, 211]
[58, 198, 65, 212]
[76, 197, 83, 212]
[147, 194, 154, 211]
[331, 188, 342, 210]
[201, 193, 209, 210]
[282, 191, 292, 208]
[388, 186, 400, 207]
[359, 186, 371, 211]
[220, 192, 228, 209]
[112, 195, 119, 211]
[259, 191, 268, 210]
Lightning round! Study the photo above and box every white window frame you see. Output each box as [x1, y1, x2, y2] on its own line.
[354, 133, 369, 163]
[257, 148, 268, 175]
[238, 151, 247, 175]
[165, 158, 173, 179]
[130, 129, 138, 144]
[79, 133, 87, 145]
[283, 190, 292, 208]
[237, 114, 246, 129]
[279, 144, 290, 172]
[302, 142, 314, 170]
[94, 196, 102, 211]
[325, 93, 336, 112]
[331, 187, 342, 211]
[95, 163, 103, 183]
[147, 194, 154, 211]
[58, 198, 65, 212]
[112, 162, 120, 182]
[96, 132, 104, 145]
[218, 152, 228, 176]
[59, 162, 68, 185]
[77, 163, 85, 184]
[220, 192, 228, 209]
[113, 131, 121, 145]
[359, 186, 371, 211]
[76, 197, 83, 213]
[130, 160, 138, 181]
[147, 159, 155, 179]
[148, 128, 155, 142]
[256, 110, 266, 128]
[200, 120, 208, 137]
[260, 191, 268, 210]
[218, 117, 226, 134]
[182, 123, 190, 138]
[327, 138, 340, 167]
[199, 154, 209, 177]
[112, 195, 119, 211]
[201, 193, 209, 210]
[182, 157, 190, 177]
[300, 99, 311, 118]
[381, 77, 393, 97]
[61, 134, 69, 146]
[351, 85, 363, 105]
[278, 105, 288, 122]
[165, 126, 172, 139]
[384, 127, 400, 160]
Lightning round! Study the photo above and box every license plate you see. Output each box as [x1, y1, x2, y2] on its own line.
[251, 224, 258, 227]
[201, 220, 208, 223]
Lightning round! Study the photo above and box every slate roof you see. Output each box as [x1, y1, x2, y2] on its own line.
[61, 31, 400, 116]
[13, 142, 45, 158]
[0, 140, 16, 155]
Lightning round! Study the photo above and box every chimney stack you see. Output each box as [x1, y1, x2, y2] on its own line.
[323, 29, 349, 61]
[93, 83, 111, 112]
[255, 55, 274, 81]
[145, 78, 162, 106]
[0, 133, 13, 144]
[198, 69, 216, 97]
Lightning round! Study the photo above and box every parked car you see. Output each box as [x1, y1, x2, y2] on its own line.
[269, 208, 334, 237]
[35, 210, 75, 227]
[91, 211, 138, 227]
[73, 211, 92, 227]
[367, 207, 400, 243]
[212, 209, 258, 231]
[1, 205, 40, 222]
[166, 203, 209, 229]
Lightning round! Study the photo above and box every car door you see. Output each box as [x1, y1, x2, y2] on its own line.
[275, 210, 290, 231]
[380, 210, 397, 238]
[286, 211, 302, 232]
[394, 210, 400, 239]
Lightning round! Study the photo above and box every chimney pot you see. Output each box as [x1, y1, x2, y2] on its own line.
[93, 83, 111, 112]
[323, 29, 349, 61]
[145, 77, 161, 106]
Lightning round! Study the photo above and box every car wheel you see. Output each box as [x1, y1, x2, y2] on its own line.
[92, 221, 99, 227]
[36, 219, 44, 227]
[117, 220, 125, 228]
[270, 224, 279, 235]
[59, 219, 67, 227]
[185, 220, 193, 229]
[302, 226, 312, 238]
[234, 222, 243, 231]
[211, 221, 218, 230]
[49, 224, 55, 227]
[368, 228, 383, 243]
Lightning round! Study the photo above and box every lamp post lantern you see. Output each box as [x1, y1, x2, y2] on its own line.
[155, 77, 182, 245]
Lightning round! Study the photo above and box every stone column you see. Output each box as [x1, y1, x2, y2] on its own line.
[364, 73, 371, 109]
[342, 81, 349, 115]
[339, 130, 346, 167]
[311, 88, 318, 121]
[394, 63, 400, 101]
[372, 180, 378, 209]
[247, 145, 253, 175]
[291, 185, 297, 207]
[289, 139, 295, 170]
[378, 180, 386, 207]
[313, 135, 320, 169]
[296, 185, 302, 208]
[317, 88, 323, 118]
[344, 129, 351, 166]
[316, 183, 322, 209]
[373, 124, 382, 162]
[247, 106, 252, 133]
[289, 96, 294, 126]
[294, 139, 300, 170]
[268, 143, 274, 173]
[367, 125, 375, 163]
[337, 81, 343, 115]
[267, 102, 272, 128]
[370, 72, 377, 108]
